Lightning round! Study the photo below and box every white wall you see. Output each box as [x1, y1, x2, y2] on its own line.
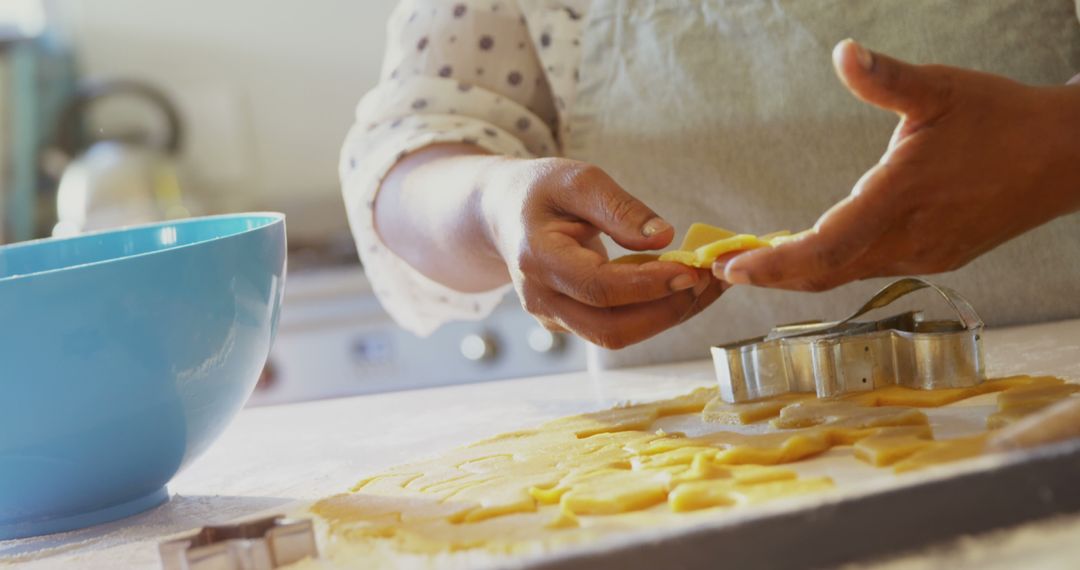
[55, 0, 398, 240]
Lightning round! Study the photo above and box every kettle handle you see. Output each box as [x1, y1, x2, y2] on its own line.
[51, 79, 183, 159]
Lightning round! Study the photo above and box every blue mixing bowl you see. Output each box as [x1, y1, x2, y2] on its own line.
[0, 213, 286, 540]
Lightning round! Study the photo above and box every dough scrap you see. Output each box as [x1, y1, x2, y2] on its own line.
[667, 476, 832, 512]
[702, 393, 812, 425]
[771, 399, 928, 431]
[985, 380, 1079, 428]
[891, 435, 989, 473]
[996, 382, 1080, 412]
[842, 375, 1064, 408]
[852, 426, 936, 467]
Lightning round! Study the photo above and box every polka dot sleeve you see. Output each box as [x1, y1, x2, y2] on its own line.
[340, 0, 558, 337]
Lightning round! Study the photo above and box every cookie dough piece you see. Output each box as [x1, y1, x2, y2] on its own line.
[679, 223, 738, 250]
[448, 475, 559, 523]
[891, 434, 989, 473]
[658, 234, 772, 268]
[544, 404, 661, 438]
[702, 393, 813, 425]
[622, 427, 834, 466]
[699, 376, 1064, 424]
[655, 386, 719, 415]
[725, 477, 835, 506]
[352, 472, 424, 494]
[667, 476, 834, 512]
[545, 504, 580, 529]
[771, 399, 928, 431]
[852, 426, 935, 467]
[666, 480, 738, 511]
[661, 454, 808, 512]
[632, 446, 720, 470]
[313, 492, 479, 529]
[557, 468, 670, 515]
[985, 382, 1079, 428]
[662, 452, 798, 487]
[610, 222, 738, 265]
[987, 408, 1037, 429]
[988, 375, 1066, 391]
[842, 375, 1065, 408]
[711, 430, 834, 465]
[611, 223, 799, 268]
[658, 223, 791, 268]
[842, 385, 989, 408]
[996, 383, 1080, 412]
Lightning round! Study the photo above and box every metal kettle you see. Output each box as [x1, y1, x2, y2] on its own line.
[45, 79, 191, 237]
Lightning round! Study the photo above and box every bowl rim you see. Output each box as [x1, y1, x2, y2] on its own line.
[0, 212, 285, 285]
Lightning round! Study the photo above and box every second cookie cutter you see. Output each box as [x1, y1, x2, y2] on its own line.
[159, 515, 317, 570]
[711, 277, 986, 403]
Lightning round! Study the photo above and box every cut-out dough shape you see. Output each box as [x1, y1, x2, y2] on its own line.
[852, 426, 936, 467]
[611, 223, 806, 268]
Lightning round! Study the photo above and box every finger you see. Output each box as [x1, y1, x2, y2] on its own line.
[720, 223, 866, 292]
[683, 278, 728, 322]
[535, 232, 703, 307]
[832, 39, 954, 124]
[710, 251, 745, 282]
[555, 164, 675, 251]
[536, 316, 569, 333]
[692, 267, 713, 296]
[548, 289, 706, 349]
[723, 165, 898, 289]
[583, 235, 608, 259]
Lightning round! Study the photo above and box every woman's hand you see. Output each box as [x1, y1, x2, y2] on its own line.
[718, 39, 1080, 291]
[480, 158, 725, 348]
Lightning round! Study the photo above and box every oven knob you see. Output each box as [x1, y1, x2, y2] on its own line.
[460, 333, 497, 362]
[527, 327, 565, 354]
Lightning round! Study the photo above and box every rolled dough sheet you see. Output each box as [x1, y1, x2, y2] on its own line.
[293, 376, 1073, 569]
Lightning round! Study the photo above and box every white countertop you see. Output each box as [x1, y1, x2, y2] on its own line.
[4, 319, 1080, 569]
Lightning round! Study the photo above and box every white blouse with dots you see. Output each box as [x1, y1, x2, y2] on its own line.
[341, 0, 584, 336]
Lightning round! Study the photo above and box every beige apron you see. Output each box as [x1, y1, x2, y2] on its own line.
[560, 0, 1080, 369]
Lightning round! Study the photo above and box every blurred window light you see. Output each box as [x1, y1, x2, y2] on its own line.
[0, 0, 45, 38]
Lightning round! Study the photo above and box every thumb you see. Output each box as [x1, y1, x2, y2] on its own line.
[832, 39, 952, 122]
[565, 166, 674, 251]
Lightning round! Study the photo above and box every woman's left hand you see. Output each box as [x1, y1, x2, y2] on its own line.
[718, 39, 1080, 291]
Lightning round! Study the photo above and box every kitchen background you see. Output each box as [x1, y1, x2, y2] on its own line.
[0, 0, 587, 405]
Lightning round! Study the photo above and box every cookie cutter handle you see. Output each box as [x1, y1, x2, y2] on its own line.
[771, 277, 983, 339]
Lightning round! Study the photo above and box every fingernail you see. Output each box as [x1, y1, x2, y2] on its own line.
[642, 217, 672, 238]
[669, 273, 696, 291]
[712, 259, 729, 281]
[849, 39, 874, 72]
[725, 267, 752, 286]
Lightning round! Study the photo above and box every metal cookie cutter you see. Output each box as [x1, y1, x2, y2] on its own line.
[159, 515, 317, 570]
[712, 277, 986, 403]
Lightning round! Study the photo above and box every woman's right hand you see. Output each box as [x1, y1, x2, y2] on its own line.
[479, 158, 726, 349]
